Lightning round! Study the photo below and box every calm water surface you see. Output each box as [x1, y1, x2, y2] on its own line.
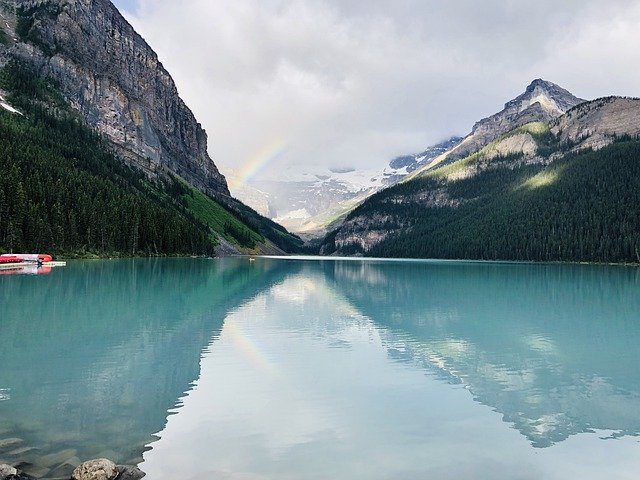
[1, 257, 640, 479]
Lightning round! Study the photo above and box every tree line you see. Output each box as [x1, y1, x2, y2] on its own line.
[0, 60, 218, 256]
[325, 139, 640, 264]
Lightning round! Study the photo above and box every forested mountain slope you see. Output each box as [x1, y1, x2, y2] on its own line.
[0, 0, 302, 255]
[321, 96, 640, 264]
[0, 61, 279, 256]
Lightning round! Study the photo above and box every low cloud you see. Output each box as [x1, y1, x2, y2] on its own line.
[119, 0, 640, 179]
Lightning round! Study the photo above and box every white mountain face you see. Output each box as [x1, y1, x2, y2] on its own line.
[228, 136, 463, 235]
[242, 170, 381, 235]
[381, 137, 463, 184]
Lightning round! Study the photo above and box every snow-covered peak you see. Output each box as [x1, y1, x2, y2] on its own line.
[230, 136, 464, 234]
[275, 166, 385, 193]
[381, 136, 463, 183]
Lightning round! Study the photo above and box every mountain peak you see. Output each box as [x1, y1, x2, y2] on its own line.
[526, 78, 556, 91]
[510, 79, 585, 114]
[2, 0, 231, 198]
[439, 79, 586, 163]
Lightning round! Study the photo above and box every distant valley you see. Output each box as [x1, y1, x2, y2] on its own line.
[229, 137, 462, 236]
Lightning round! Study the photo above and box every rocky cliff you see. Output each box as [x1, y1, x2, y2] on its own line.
[0, 0, 230, 198]
[551, 96, 640, 151]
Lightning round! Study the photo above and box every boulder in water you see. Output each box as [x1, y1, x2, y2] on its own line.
[72, 459, 118, 480]
[116, 465, 146, 480]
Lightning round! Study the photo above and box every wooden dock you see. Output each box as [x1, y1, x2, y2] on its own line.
[0, 261, 66, 270]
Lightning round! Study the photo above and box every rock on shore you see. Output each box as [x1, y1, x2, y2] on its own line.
[0, 459, 144, 480]
[71, 459, 145, 480]
[71, 459, 118, 480]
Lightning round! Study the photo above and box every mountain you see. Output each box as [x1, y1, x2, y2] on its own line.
[0, 0, 302, 255]
[244, 171, 382, 236]
[320, 81, 640, 264]
[551, 96, 640, 148]
[406, 79, 585, 176]
[444, 79, 584, 161]
[231, 137, 463, 236]
[231, 79, 583, 238]
[382, 136, 463, 184]
[9, 0, 229, 199]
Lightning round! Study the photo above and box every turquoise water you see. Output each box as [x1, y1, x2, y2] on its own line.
[1, 257, 640, 479]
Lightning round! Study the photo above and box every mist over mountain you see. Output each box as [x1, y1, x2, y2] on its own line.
[231, 137, 464, 235]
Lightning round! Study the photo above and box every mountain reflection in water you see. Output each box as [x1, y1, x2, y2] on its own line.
[0, 258, 296, 464]
[325, 260, 640, 447]
[2, 257, 639, 479]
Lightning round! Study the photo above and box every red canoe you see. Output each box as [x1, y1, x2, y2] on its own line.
[0, 253, 53, 263]
[0, 255, 24, 264]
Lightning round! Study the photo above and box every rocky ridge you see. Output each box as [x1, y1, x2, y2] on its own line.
[0, 0, 229, 199]
[411, 79, 585, 175]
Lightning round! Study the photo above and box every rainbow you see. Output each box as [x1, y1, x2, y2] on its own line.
[225, 320, 277, 376]
[227, 140, 289, 191]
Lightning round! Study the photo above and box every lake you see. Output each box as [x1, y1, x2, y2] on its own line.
[1, 257, 640, 479]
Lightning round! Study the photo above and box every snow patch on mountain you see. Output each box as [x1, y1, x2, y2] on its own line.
[0, 92, 22, 115]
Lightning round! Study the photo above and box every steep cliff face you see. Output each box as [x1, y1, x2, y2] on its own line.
[1, 0, 229, 198]
[551, 97, 640, 151]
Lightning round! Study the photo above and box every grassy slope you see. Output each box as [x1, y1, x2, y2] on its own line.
[225, 198, 305, 253]
[178, 180, 264, 248]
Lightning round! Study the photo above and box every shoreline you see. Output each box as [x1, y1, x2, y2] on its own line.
[48, 252, 640, 268]
[254, 254, 640, 268]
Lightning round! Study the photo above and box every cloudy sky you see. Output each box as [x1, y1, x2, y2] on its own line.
[113, 0, 640, 182]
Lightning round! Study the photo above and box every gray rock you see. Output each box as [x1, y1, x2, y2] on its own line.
[116, 465, 145, 480]
[0, 464, 17, 480]
[71, 459, 118, 480]
[447, 79, 585, 162]
[0, 0, 230, 200]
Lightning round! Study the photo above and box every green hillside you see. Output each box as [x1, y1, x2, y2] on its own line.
[177, 180, 263, 249]
[0, 60, 300, 257]
[323, 133, 640, 264]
